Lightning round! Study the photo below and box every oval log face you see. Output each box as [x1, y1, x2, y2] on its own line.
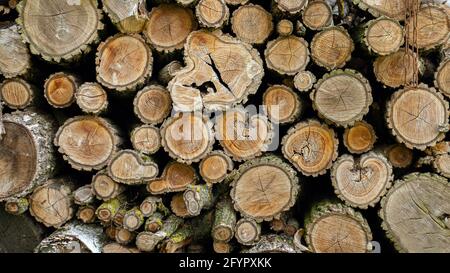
[0, 122, 37, 199]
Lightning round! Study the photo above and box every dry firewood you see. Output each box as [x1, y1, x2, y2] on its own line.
[44, 72, 79, 108]
[140, 196, 162, 217]
[144, 4, 197, 53]
[75, 82, 108, 114]
[182, 184, 214, 217]
[343, 121, 377, 154]
[211, 197, 236, 242]
[0, 23, 30, 78]
[262, 84, 302, 124]
[302, 0, 334, 30]
[380, 172, 450, 253]
[235, 218, 261, 246]
[54, 116, 122, 171]
[386, 84, 449, 150]
[170, 193, 190, 218]
[145, 212, 164, 232]
[95, 197, 124, 223]
[213, 241, 233, 253]
[135, 215, 184, 252]
[242, 234, 297, 253]
[73, 184, 95, 205]
[0, 110, 56, 201]
[274, 0, 308, 14]
[363, 17, 404, 56]
[215, 107, 273, 161]
[168, 30, 264, 112]
[230, 155, 300, 222]
[4, 197, 29, 215]
[147, 161, 197, 194]
[96, 34, 152, 92]
[29, 177, 76, 228]
[102, 0, 147, 34]
[294, 71, 316, 92]
[199, 151, 234, 184]
[282, 119, 338, 176]
[276, 19, 294, 36]
[123, 207, 145, 231]
[435, 58, 450, 98]
[91, 170, 125, 201]
[176, 0, 198, 7]
[77, 205, 97, 224]
[133, 85, 172, 125]
[310, 26, 354, 70]
[305, 201, 372, 253]
[160, 112, 214, 163]
[381, 144, 414, 168]
[130, 124, 161, 155]
[331, 152, 393, 209]
[0, 78, 35, 110]
[17, 0, 103, 62]
[352, 0, 407, 20]
[158, 61, 183, 85]
[284, 218, 300, 236]
[107, 149, 158, 185]
[103, 242, 140, 253]
[224, 0, 248, 5]
[231, 4, 273, 45]
[195, 0, 229, 28]
[115, 227, 135, 245]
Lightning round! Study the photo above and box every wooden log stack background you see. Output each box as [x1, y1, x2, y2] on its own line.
[0, 0, 450, 253]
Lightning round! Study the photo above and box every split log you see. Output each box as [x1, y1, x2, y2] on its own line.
[282, 119, 338, 176]
[140, 196, 162, 217]
[364, 17, 404, 56]
[123, 207, 145, 231]
[231, 4, 273, 44]
[102, 0, 147, 34]
[170, 193, 190, 218]
[380, 173, 450, 253]
[183, 184, 214, 216]
[386, 84, 449, 150]
[215, 108, 273, 161]
[274, 0, 308, 14]
[382, 144, 414, 168]
[331, 152, 393, 209]
[0, 78, 34, 110]
[160, 112, 214, 163]
[199, 151, 234, 184]
[29, 177, 75, 228]
[243, 234, 297, 253]
[130, 125, 161, 155]
[435, 58, 450, 98]
[107, 149, 158, 185]
[310, 26, 354, 70]
[262, 84, 302, 124]
[196, 0, 229, 28]
[4, 197, 29, 215]
[264, 34, 310, 75]
[135, 215, 184, 252]
[0, 23, 31, 78]
[211, 197, 236, 242]
[147, 161, 197, 194]
[373, 48, 419, 88]
[0, 110, 56, 201]
[352, 0, 407, 20]
[235, 218, 261, 246]
[305, 201, 372, 253]
[133, 85, 172, 125]
[17, 0, 103, 62]
[91, 171, 125, 201]
[96, 34, 152, 92]
[144, 4, 197, 53]
[343, 121, 377, 154]
[311, 69, 372, 127]
[168, 30, 264, 112]
[302, 0, 333, 30]
[145, 212, 164, 232]
[54, 116, 122, 171]
[73, 184, 95, 205]
[44, 72, 79, 108]
[294, 71, 316, 92]
[77, 205, 97, 224]
[158, 61, 183, 85]
[75, 82, 108, 114]
[230, 155, 300, 222]
[103, 242, 140, 253]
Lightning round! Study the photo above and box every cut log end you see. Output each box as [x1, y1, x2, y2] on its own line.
[364, 17, 404, 55]
[44, 73, 78, 108]
[123, 208, 144, 231]
[384, 144, 413, 168]
[263, 84, 302, 124]
[4, 197, 29, 215]
[435, 59, 450, 98]
[276, 19, 294, 36]
[373, 48, 419, 88]
[235, 218, 261, 246]
[275, 0, 308, 14]
[75, 83, 108, 114]
[131, 125, 161, 155]
[231, 4, 273, 45]
[302, 0, 333, 30]
[311, 27, 354, 70]
[92, 171, 124, 201]
[0, 23, 30, 78]
[343, 121, 377, 154]
[294, 71, 316, 92]
[265, 35, 310, 75]
[196, 0, 229, 28]
[0, 78, 33, 110]
[199, 151, 233, 184]
[148, 161, 197, 194]
[133, 85, 172, 125]
[73, 185, 95, 205]
[107, 150, 158, 185]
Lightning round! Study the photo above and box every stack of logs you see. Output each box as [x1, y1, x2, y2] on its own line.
[0, 0, 449, 253]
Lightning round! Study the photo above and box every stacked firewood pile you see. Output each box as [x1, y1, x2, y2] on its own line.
[0, 0, 449, 253]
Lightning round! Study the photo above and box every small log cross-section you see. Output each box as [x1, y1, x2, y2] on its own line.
[130, 125, 161, 155]
[147, 161, 197, 194]
[343, 121, 377, 154]
[102, 0, 147, 34]
[91, 171, 124, 201]
[435, 59, 450, 98]
[4, 197, 29, 215]
[75, 83, 108, 115]
[96, 34, 152, 92]
[294, 71, 316, 92]
[373, 48, 418, 88]
[386, 84, 449, 150]
[123, 207, 145, 231]
[364, 17, 404, 56]
[380, 173, 450, 253]
[54, 116, 122, 171]
[0, 23, 31, 78]
[73, 185, 95, 205]
[199, 151, 234, 184]
[29, 178, 75, 228]
[331, 152, 393, 209]
[215, 108, 273, 161]
[160, 112, 214, 164]
[230, 156, 300, 222]
[310, 27, 354, 70]
[212, 197, 236, 242]
[382, 144, 413, 168]
[305, 202, 372, 253]
[195, 0, 229, 28]
[231, 4, 273, 45]
[140, 196, 162, 217]
[311, 69, 372, 127]
[183, 184, 214, 216]
[235, 218, 261, 246]
[302, 0, 333, 31]
[17, 0, 103, 62]
[77, 206, 96, 224]
[275, 0, 308, 14]
[0, 78, 34, 110]
[168, 30, 264, 112]
[135, 215, 184, 252]
[107, 149, 158, 185]
[282, 120, 338, 176]
[263, 84, 302, 124]
[133, 85, 172, 125]
[171, 193, 190, 218]
[0, 110, 56, 201]
[144, 4, 197, 53]
[352, 0, 407, 20]
[44, 72, 79, 108]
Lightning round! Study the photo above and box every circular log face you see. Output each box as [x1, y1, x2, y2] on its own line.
[92, 173, 116, 199]
[134, 86, 172, 125]
[344, 121, 376, 153]
[388, 86, 448, 150]
[0, 25, 30, 77]
[197, 0, 228, 27]
[0, 122, 37, 199]
[45, 74, 76, 107]
[365, 18, 403, 55]
[265, 36, 310, 75]
[436, 59, 450, 97]
[131, 125, 160, 154]
[357, 0, 406, 20]
[311, 27, 353, 70]
[309, 214, 369, 253]
[76, 83, 107, 114]
[231, 4, 273, 44]
[200, 154, 229, 182]
[21, 0, 99, 59]
[55, 118, 115, 169]
[30, 184, 71, 227]
[381, 173, 450, 252]
[373, 49, 416, 88]
[234, 165, 293, 219]
[302, 1, 332, 30]
[263, 85, 300, 123]
[275, 0, 308, 14]
[97, 35, 151, 90]
[0, 80, 31, 109]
